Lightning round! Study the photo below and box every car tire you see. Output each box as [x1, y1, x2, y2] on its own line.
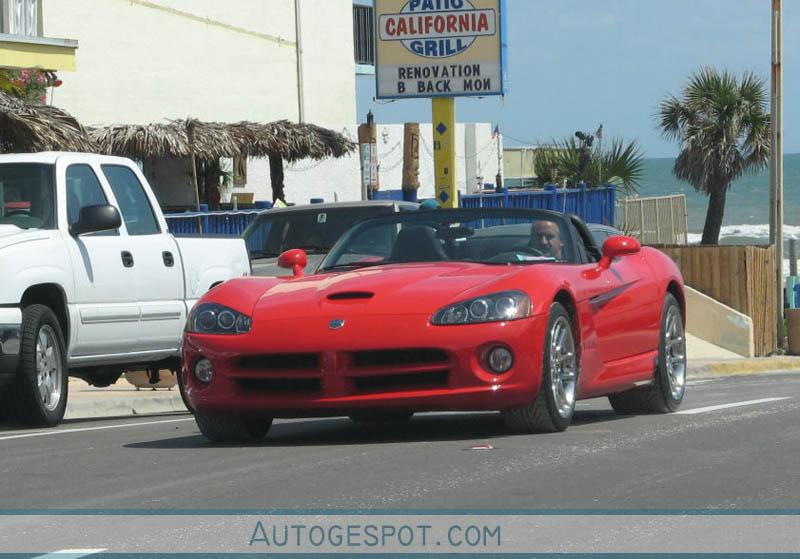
[8, 305, 68, 427]
[502, 302, 578, 433]
[608, 293, 686, 414]
[349, 411, 413, 424]
[194, 411, 272, 443]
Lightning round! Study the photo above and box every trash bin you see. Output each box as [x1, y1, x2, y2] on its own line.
[786, 308, 800, 355]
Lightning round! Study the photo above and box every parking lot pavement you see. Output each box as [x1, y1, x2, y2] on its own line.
[0, 372, 799, 510]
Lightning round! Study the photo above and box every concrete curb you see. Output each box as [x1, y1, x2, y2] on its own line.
[64, 393, 187, 420]
[688, 357, 800, 379]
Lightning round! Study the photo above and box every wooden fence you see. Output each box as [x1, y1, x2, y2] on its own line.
[652, 244, 776, 356]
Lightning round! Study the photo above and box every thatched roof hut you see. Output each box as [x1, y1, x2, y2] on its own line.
[0, 91, 94, 153]
[89, 119, 356, 162]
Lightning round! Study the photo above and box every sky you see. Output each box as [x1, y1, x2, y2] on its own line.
[356, 0, 799, 159]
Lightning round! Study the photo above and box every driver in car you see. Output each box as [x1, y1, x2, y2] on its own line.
[529, 220, 564, 260]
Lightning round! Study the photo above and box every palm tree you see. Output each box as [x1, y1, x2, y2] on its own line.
[533, 135, 644, 195]
[658, 68, 771, 245]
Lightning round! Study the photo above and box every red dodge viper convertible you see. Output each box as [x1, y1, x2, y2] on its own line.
[181, 208, 686, 442]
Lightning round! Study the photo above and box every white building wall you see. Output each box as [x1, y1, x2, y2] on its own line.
[224, 123, 502, 205]
[41, 0, 356, 127]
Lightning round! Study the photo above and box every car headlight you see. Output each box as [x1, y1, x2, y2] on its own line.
[187, 303, 252, 334]
[431, 291, 531, 325]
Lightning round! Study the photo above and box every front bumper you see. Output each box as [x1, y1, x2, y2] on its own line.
[0, 307, 22, 379]
[182, 313, 548, 417]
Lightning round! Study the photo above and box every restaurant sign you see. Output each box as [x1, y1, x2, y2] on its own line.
[375, 0, 507, 99]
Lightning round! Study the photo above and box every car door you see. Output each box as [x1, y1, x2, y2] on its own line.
[59, 158, 140, 357]
[98, 163, 185, 353]
[569, 220, 660, 367]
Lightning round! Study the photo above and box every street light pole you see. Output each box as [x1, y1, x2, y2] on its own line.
[770, 0, 785, 350]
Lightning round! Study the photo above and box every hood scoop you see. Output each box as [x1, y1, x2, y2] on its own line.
[327, 291, 375, 301]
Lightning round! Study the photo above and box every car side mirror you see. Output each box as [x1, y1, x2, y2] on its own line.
[69, 205, 122, 236]
[599, 236, 640, 269]
[278, 249, 308, 277]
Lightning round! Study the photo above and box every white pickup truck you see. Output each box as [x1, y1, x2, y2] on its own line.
[0, 153, 250, 426]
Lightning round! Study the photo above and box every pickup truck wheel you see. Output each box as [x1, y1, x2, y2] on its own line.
[9, 305, 68, 427]
[194, 411, 272, 443]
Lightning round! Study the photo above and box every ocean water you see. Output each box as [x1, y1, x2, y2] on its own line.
[640, 154, 800, 244]
[640, 154, 800, 277]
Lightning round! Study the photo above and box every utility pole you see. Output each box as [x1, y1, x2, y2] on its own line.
[770, 0, 785, 350]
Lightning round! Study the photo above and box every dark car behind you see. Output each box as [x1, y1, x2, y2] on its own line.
[244, 200, 418, 276]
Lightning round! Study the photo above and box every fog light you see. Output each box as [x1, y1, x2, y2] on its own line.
[487, 347, 514, 373]
[194, 358, 214, 383]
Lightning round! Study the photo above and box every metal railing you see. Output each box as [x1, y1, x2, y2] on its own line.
[616, 194, 688, 245]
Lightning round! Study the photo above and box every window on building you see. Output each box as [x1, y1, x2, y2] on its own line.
[353, 4, 374, 66]
[1, 0, 41, 37]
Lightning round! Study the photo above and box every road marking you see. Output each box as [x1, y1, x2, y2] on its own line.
[0, 418, 194, 442]
[34, 549, 106, 559]
[675, 397, 791, 415]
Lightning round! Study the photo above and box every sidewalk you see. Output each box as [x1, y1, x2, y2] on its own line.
[65, 376, 185, 420]
[63, 351, 800, 421]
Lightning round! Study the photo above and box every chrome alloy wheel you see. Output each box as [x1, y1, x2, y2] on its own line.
[664, 305, 686, 400]
[549, 316, 577, 418]
[36, 325, 63, 412]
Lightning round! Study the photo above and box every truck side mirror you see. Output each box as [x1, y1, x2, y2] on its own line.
[69, 205, 122, 236]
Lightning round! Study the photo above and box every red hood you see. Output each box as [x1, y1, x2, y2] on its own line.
[250, 262, 530, 319]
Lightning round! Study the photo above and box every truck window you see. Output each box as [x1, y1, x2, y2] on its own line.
[101, 165, 160, 236]
[0, 163, 55, 230]
[66, 165, 118, 236]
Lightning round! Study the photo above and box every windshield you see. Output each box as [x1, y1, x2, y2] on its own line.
[0, 163, 56, 230]
[245, 206, 397, 258]
[319, 209, 574, 272]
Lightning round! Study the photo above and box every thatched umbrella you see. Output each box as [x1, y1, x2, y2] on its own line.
[90, 119, 356, 162]
[90, 118, 357, 203]
[226, 120, 356, 201]
[0, 91, 93, 153]
[88, 122, 191, 160]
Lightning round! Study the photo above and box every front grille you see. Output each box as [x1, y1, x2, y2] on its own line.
[352, 349, 448, 369]
[353, 371, 449, 393]
[238, 378, 322, 394]
[239, 353, 320, 371]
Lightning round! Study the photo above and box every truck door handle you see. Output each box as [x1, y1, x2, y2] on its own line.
[121, 251, 134, 268]
[162, 251, 174, 267]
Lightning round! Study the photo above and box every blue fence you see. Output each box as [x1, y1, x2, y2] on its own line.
[164, 202, 271, 237]
[461, 184, 616, 225]
[164, 184, 616, 238]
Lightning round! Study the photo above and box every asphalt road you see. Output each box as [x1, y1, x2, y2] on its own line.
[1, 372, 799, 510]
